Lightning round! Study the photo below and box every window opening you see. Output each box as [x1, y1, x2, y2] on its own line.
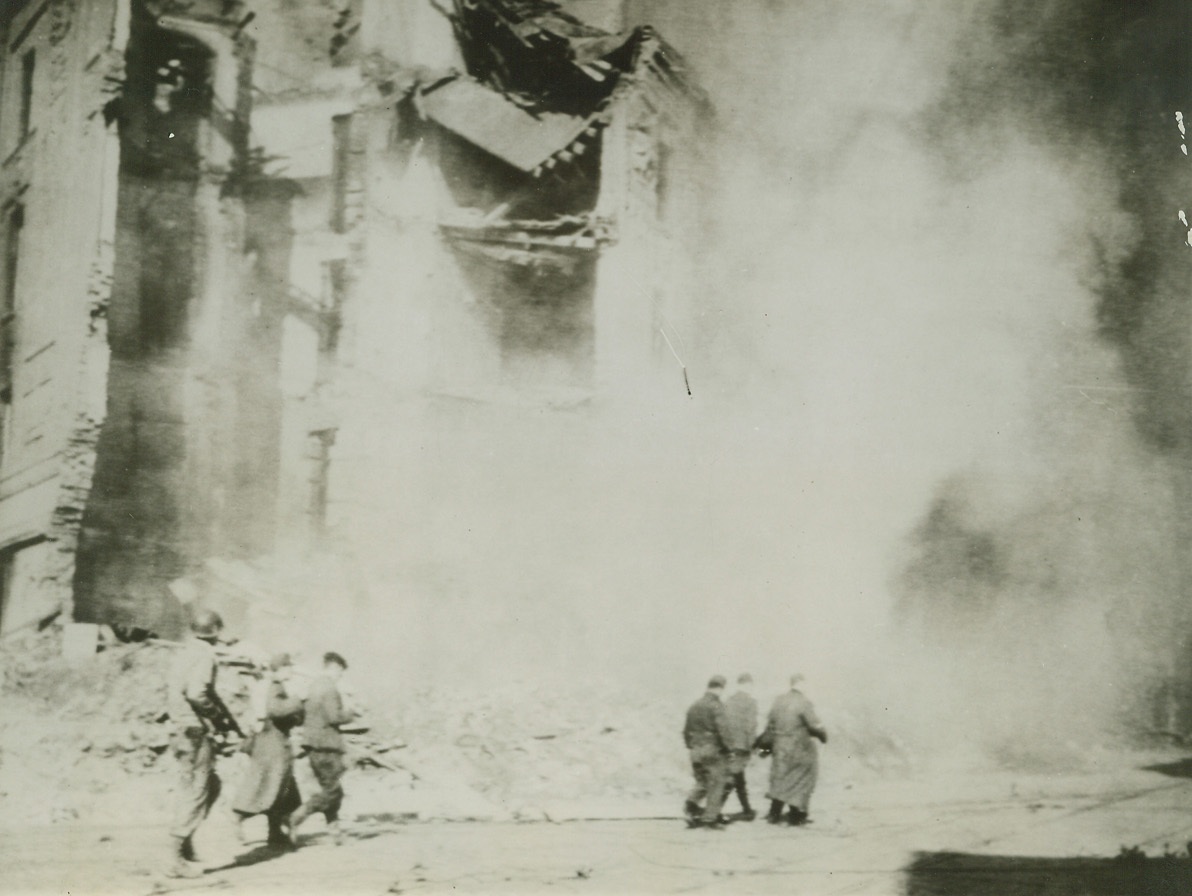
[18, 49, 35, 138]
[1, 203, 23, 404]
[306, 429, 335, 534]
[0, 549, 12, 636]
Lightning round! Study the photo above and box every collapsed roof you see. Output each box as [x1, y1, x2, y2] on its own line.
[422, 0, 703, 178]
[447, 0, 637, 113]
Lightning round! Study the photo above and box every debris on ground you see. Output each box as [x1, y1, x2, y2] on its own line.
[1, 626, 913, 830]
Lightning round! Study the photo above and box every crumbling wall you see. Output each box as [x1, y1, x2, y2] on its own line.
[0, 0, 126, 635]
[72, 4, 213, 633]
[72, 0, 294, 634]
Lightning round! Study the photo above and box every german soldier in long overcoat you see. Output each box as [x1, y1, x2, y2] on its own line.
[761, 674, 827, 825]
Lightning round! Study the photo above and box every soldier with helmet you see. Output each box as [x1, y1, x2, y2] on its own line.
[165, 608, 238, 878]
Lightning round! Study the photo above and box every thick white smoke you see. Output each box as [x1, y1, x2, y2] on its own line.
[247, 1, 1183, 769]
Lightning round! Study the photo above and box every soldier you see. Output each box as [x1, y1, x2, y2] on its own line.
[723, 672, 759, 820]
[288, 652, 359, 844]
[762, 673, 827, 826]
[682, 674, 733, 830]
[166, 609, 239, 878]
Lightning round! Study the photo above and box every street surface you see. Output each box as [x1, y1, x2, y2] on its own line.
[5, 757, 1192, 895]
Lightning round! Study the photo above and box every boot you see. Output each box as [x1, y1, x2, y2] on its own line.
[328, 820, 345, 846]
[683, 799, 701, 820]
[766, 800, 784, 824]
[166, 836, 202, 879]
[736, 789, 755, 821]
[179, 836, 199, 862]
[288, 805, 310, 835]
[266, 816, 295, 850]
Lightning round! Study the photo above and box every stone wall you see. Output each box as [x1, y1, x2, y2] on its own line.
[0, 0, 123, 635]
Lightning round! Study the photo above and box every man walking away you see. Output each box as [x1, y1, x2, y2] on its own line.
[762, 673, 827, 826]
[723, 673, 758, 820]
[166, 609, 235, 878]
[289, 652, 358, 844]
[682, 675, 732, 830]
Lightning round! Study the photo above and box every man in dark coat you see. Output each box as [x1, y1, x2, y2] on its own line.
[682, 675, 732, 829]
[289, 652, 358, 844]
[762, 674, 827, 826]
[166, 609, 232, 878]
[723, 673, 759, 820]
[232, 653, 304, 848]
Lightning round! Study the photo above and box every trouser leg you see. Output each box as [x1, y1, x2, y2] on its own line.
[731, 772, 752, 813]
[687, 755, 709, 808]
[266, 812, 291, 844]
[170, 729, 220, 841]
[767, 799, 784, 822]
[699, 756, 729, 824]
[295, 751, 346, 826]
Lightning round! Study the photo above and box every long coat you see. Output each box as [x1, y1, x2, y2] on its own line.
[763, 689, 825, 812]
[232, 680, 304, 817]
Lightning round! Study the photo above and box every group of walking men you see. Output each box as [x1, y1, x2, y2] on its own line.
[165, 609, 360, 879]
[165, 611, 824, 876]
[684, 673, 827, 830]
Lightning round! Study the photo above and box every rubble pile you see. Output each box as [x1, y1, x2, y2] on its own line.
[0, 628, 176, 828]
[0, 629, 695, 826]
[347, 683, 693, 821]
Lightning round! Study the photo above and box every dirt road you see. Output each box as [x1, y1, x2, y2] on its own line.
[5, 757, 1192, 895]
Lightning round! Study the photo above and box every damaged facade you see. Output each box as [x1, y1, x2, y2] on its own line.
[0, 0, 710, 643]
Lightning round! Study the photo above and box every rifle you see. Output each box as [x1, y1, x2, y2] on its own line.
[208, 690, 244, 739]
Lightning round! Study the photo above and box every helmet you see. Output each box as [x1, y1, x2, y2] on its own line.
[190, 608, 224, 639]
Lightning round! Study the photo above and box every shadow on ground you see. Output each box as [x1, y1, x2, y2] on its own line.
[209, 843, 295, 872]
[904, 852, 1192, 896]
[1141, 757, 1192, 779]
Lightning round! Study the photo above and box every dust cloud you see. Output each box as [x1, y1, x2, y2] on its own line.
[280, 1, 1189, 769]
[584, 0, 1186, 760]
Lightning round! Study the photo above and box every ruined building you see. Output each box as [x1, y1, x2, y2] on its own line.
[0, 0, 710, 649]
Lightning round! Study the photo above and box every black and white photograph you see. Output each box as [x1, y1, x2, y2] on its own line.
[0, 0, 1190, 893]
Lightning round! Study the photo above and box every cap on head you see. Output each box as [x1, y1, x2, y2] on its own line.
[707, 674, 727, 690]
[790, 673, 805, 688]
[323, 651, 348, 670]
[190, 608, 223, 639]
[737, 673, 753, 685]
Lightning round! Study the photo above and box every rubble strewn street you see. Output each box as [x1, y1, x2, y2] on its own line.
[6, 628, 1192, 893]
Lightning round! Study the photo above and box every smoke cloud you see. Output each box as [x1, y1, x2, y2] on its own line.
[586, 0, 1192, 761]
[258, 1, 1191, 770]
